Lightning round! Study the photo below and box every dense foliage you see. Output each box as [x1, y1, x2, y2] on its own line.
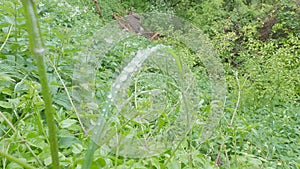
[0, 0, 299, 168]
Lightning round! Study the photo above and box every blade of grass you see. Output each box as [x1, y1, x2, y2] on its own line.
[21, 0, 59, 168]
[82, 140, 98, 169]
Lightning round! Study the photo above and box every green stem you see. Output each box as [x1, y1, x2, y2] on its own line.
[21, 0, 59, 168]
[82, 140, 98, 169]
[0, 150, 35, 169]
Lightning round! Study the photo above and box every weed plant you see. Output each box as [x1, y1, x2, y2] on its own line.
[0, 0, 299, 168]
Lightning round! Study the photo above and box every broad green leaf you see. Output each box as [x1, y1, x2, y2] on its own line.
[61, 119, 77, 128]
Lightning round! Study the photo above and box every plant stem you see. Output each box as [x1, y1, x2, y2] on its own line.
[0, 150, 35, 169]
[229, 72, 241, 126]
[47, 57, 87, 134]
[0, 24, 13, 52]
[82, 140, 98, 169]
[21, 0, 59, 168]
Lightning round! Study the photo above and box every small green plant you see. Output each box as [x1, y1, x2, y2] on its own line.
[0, 0, 299, 168]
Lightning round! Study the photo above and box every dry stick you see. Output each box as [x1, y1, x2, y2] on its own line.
[150, 32, 160, 40]
[47, 57, 87, 134]
[93, 0, 104, 19]
[0, 111, 43, 166]
[0, 24, 13, 52]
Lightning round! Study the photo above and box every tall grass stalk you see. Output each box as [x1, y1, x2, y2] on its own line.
[21, 0, 59, 168]
[82, 140, 98, 169]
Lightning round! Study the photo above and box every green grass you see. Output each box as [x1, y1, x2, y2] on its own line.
[0, 0, 299, 168]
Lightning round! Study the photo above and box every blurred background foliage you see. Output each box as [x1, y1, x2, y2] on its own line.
[0, 0, 299, 168]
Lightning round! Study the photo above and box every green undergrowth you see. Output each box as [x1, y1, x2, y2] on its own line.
[0, 0, 299, 168]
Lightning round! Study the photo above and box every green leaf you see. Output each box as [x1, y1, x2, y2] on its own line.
[59, 136, 80, 148]
[0, 72, 15, 82]
[26, 132, 48, 149]
[6, 162, 25, 169]
[61, 119, 77, 128]
[44, 156, 52, 166]
[53, 92, 71, 109]
[91, 157, 106, 168]
[71, 143, 83, 154]
[248, 157, 262, 166]
[0, 101, 12, 109]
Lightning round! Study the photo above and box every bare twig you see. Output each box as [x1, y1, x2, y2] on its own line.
[93, 0, 103, 19]
[150, 32, 160, 40]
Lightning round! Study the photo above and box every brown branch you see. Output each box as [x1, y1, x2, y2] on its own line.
[150, 32, 160, 40]
[93, 0, 103, 18]
[113, 13, 161, 40]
